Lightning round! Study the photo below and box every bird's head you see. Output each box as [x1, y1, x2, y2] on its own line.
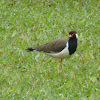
[69, 31, 78, 39]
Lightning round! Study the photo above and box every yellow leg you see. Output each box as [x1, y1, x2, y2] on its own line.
[60, 59, 65, 76]
[73, 71, 75, 79]
[57, 59, 59, 74]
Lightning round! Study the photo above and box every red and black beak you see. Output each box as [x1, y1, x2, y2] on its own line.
[69, 32, 76, 38]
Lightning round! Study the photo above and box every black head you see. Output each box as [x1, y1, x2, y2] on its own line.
[68, 31, 78, 55]
[69, 31, 77, 39]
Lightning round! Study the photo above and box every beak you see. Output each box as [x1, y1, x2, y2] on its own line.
[69, 33, 77, 38]
[69, 34, 73, 38]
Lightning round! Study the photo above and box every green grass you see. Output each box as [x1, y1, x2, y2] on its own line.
[0, 0, 100, 99]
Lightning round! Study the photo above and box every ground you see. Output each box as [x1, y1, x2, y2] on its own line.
[0, 0, 100, 100]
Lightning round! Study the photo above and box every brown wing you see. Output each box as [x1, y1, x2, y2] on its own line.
[33, 37, 68, 53]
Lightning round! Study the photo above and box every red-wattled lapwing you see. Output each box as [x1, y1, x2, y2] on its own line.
[27, 31, 78, 76]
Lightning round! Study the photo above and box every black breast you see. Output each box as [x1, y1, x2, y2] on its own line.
[68, 38, 77, 55]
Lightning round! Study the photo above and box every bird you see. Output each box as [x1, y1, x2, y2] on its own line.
[26, 31, 78, 76]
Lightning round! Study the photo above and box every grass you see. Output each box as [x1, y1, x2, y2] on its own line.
[0, 0, 100, 99]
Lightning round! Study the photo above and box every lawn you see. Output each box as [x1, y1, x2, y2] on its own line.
[0, 0, 100, 100]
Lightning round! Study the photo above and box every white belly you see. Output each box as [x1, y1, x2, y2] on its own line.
[48, 46, 69, 59]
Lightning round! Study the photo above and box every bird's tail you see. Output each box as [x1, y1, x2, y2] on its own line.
[26, 47, 35, 52]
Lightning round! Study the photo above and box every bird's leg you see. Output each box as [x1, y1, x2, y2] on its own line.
[60, 59, 65, 76]
[57, 59, 59, 74]
[73, 71, 75, 79]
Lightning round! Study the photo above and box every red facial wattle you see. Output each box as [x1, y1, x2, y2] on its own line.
[69, 33, 76, 38]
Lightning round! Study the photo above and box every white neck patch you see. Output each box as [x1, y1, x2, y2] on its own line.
[76, 33, 78, 39]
